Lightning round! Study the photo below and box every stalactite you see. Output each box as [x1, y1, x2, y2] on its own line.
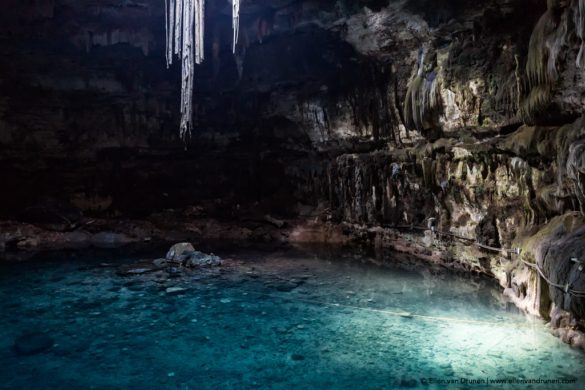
[232, 0, 240, 53]
[165, 0, 170, 67]
[521, 0, 584, 122]
[195, 0, 205, 64]
[404, 48, 442, 133]
[174, 0, 183, 56]
[179, 0, 193, 139]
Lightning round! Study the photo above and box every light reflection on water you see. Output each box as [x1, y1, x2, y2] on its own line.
[0, 245, 583, 389]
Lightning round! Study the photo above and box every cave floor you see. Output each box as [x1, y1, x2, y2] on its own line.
[0, 245, 583, 389]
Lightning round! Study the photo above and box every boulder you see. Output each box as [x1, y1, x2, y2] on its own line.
[166, 242, 196, 263]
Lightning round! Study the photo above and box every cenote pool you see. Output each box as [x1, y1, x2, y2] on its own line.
[0, 246, 584, 389]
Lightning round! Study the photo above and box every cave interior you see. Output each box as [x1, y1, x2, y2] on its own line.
[2, 0, 585, 388]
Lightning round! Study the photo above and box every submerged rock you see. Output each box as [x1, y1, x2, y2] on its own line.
[165, 287, 188, 295]
[116, 259, 162, 276]
[275, 281, 301, 292]
[13, 332, 54, 355]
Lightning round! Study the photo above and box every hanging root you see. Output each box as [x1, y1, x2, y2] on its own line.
[165, 1, 241, 140]
[232, 0, 240, 53]
[165, 0, 205, 139]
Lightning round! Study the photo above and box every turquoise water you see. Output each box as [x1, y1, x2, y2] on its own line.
[1, 246, 584, 389]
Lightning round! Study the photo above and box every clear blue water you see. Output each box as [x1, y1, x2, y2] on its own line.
[0, 246, 584, 389]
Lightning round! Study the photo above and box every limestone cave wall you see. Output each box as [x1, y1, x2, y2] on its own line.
[313, 0, 585, 346]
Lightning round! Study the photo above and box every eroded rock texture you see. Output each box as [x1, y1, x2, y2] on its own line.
[1, 0, 585, 347]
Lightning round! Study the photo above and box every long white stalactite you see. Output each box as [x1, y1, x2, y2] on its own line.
[232, 0, 240, 53]
[165, 0, 241, 140]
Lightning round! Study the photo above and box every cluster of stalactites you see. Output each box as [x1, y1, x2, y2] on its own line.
[525, 0, 567, 91]
[403, 49, 442, 133]
[521, 0, 585, 122]
[165, 0, 241, 140]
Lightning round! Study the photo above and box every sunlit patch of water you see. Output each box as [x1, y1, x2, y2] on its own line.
[0, 247, 583, 389]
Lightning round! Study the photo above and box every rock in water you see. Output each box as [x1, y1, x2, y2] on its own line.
[165, 242, 222, 268]
[184, 251, 222, 267]
[166, 242, 196, 263]
[13, 332, 54, 355]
